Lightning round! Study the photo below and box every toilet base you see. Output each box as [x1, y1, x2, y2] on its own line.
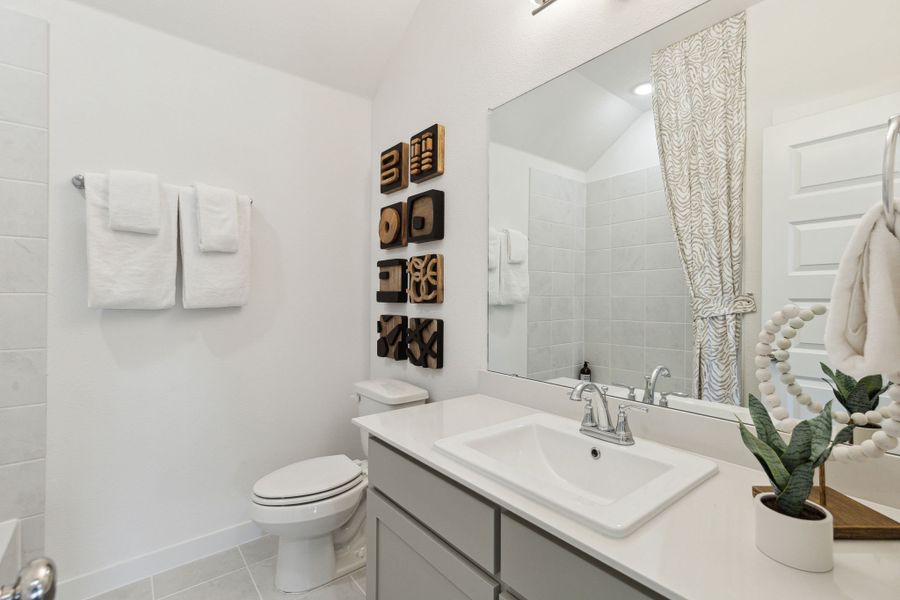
[276, 534, 335, 593]
[274, 534, 367, 593]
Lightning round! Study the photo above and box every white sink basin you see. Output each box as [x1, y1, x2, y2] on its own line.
[434, 413, 717, 537]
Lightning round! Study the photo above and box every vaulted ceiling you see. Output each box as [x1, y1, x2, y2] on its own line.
[70, 0, 422, 97]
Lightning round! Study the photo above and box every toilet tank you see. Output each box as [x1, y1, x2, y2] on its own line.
[355, 379, 428, 456]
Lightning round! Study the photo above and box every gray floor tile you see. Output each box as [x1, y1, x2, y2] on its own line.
[153, 549, 245, 598]
[240, 535, 278, 566]
[86, 578, 152, 600]
[249, 558, 364, 600]
[162, 568, 259, 600]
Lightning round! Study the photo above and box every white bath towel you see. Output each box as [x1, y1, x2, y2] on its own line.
[107, 170, 161, 234]
[194, 183, 239, 253]
[825, 200, 900, 381]
[505, 228, 528, 264]
[85, 174, 177, 309]
[179, 186, 251, 309]
[488, 228, 501, 305]
[499, 229, 529, 305]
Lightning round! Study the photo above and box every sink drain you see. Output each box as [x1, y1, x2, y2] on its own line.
[590, 447, 602, 460]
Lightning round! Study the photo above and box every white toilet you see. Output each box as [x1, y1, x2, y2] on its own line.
[250, 379, 428, 593]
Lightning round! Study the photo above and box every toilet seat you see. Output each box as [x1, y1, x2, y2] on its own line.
[252, 473, 365, 507]
[252, 454, 362, 506]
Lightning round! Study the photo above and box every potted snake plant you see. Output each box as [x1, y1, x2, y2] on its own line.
[820, 364, 889, 444]
[739, 395, 854, 572]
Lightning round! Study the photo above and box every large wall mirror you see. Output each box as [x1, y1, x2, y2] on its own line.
[487, 0, 900, 424]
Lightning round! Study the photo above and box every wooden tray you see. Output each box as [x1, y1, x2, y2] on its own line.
[752, 486, 900, 540]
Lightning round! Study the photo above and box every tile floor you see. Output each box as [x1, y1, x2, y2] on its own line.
[88, 535, 366, 600]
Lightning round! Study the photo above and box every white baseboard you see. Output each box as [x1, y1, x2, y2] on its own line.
[59, 520, 264, 600]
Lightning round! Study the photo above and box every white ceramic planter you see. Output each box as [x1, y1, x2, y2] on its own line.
[853, 426, 878, 445]
[754, 493, 833, 572]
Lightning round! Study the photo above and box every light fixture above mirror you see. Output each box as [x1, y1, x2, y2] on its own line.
[532, 0, 560, 16]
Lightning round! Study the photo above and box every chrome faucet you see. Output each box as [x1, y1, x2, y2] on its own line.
[659, 390, 689, 408]
[569, 382, 648, 445]
[643, 365, 671, 404]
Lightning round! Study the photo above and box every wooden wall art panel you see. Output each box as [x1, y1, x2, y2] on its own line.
[377, 314, 408, 361]
[376, 259, 407, 303]
[408, 318, 443, 369]
[379, 201, 407, 249]
[380, 142, 409, 194]
[407, 254, 444, 304]
[410, 124, 445, 183]
[407, 190, 444, 243]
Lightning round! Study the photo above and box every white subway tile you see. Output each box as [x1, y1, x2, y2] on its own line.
[0, 9, 47, 73]
[20, 514, 43, 561]
[610, 170, 646, 198]
[0, 65, 46, 127]
[0, 238, 46, 292]
[0, 123, 48, 182]
[0, 350, 45, 408]
[0, 459, 44, 520]
[0, 180, 46, 237]
[0, 295, 47, 349]
[0, 404, 45, 465]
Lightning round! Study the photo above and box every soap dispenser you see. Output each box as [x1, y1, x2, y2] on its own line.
[580, 361, 592, 382]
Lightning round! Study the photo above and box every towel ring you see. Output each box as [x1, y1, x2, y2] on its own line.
[71, 173, 253, 205]
[884, 115, 899, 234]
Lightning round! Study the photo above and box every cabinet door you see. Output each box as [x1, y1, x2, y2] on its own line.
[367, 490, 499, 600]
[500, 514, 664, 600]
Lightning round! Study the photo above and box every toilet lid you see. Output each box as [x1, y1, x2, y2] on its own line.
[253, 455, 362, 499]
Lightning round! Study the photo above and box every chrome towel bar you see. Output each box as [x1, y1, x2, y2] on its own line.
[884, 114, 899, 234]
[71, 173, 253, 205]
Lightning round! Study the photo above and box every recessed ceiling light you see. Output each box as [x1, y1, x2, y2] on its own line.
[632, 82, 653, 97]
[532, 0, 560, 15]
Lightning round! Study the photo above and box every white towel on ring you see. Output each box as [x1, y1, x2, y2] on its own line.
[505, 228, 528, 264]
[499, 229, 529, 305]
[488, 228, 501, 305]
[825, 200, 900, 381]
[194, 183, 239, 253]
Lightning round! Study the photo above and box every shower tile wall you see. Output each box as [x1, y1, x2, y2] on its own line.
[0, 6, 48, 565]
[583, 166, 693, 395]
[526, 169, 586, 380]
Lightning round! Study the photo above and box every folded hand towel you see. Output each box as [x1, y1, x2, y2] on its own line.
[499, 229, 529, 305]
[194, 183, 239, 253]
[107, 170, 161, 234]
[85, 174, 177, 309]
[488, 228, 501, 305]
[505, 228, 528, 264]
[825, 200, 900, 381]
[179, 186, 251, 309]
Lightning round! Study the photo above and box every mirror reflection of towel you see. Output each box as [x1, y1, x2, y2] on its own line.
[825, 201, 900, 381]
[498, 229, 529, 305]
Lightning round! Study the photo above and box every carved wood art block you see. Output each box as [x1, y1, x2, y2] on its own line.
[408, 318, 443, 369]
[410, 124, 445, 183]
[377, 315, 408, 361]
[377, 259, 407, 303]
[407, 190, 444, 243]
[380, 142, 409, 194]
[379, 202, 407, 249]
[407, 254, 444, 304]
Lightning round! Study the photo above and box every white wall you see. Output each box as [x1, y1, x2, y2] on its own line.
[586, 110, 659, 182]
[0, 0, 372, 589]
[370, 0, 708, 401]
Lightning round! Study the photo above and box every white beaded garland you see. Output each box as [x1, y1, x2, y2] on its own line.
[873, 431, 899, 451]
[862, 439, 885, 459]
[782, 305, 800, 319]
[753, 302, 900, 462]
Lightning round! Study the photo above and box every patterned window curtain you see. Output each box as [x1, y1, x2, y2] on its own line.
[650, 13, 755, 405]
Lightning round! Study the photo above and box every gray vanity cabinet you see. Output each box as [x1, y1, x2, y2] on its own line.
[366, 437, 665, 600]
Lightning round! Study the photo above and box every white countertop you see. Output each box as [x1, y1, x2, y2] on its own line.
[354, 394, 900, 600]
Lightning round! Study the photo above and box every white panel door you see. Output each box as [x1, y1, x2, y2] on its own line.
[762, 92, 900, 416]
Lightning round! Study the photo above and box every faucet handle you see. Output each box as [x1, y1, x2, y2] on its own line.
[611, 383, 636, 401]
[659, 391, 689, 408]
[615, 404, 649, 438]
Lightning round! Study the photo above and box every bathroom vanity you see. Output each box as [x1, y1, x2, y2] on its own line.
[355, 395, 900, 600]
